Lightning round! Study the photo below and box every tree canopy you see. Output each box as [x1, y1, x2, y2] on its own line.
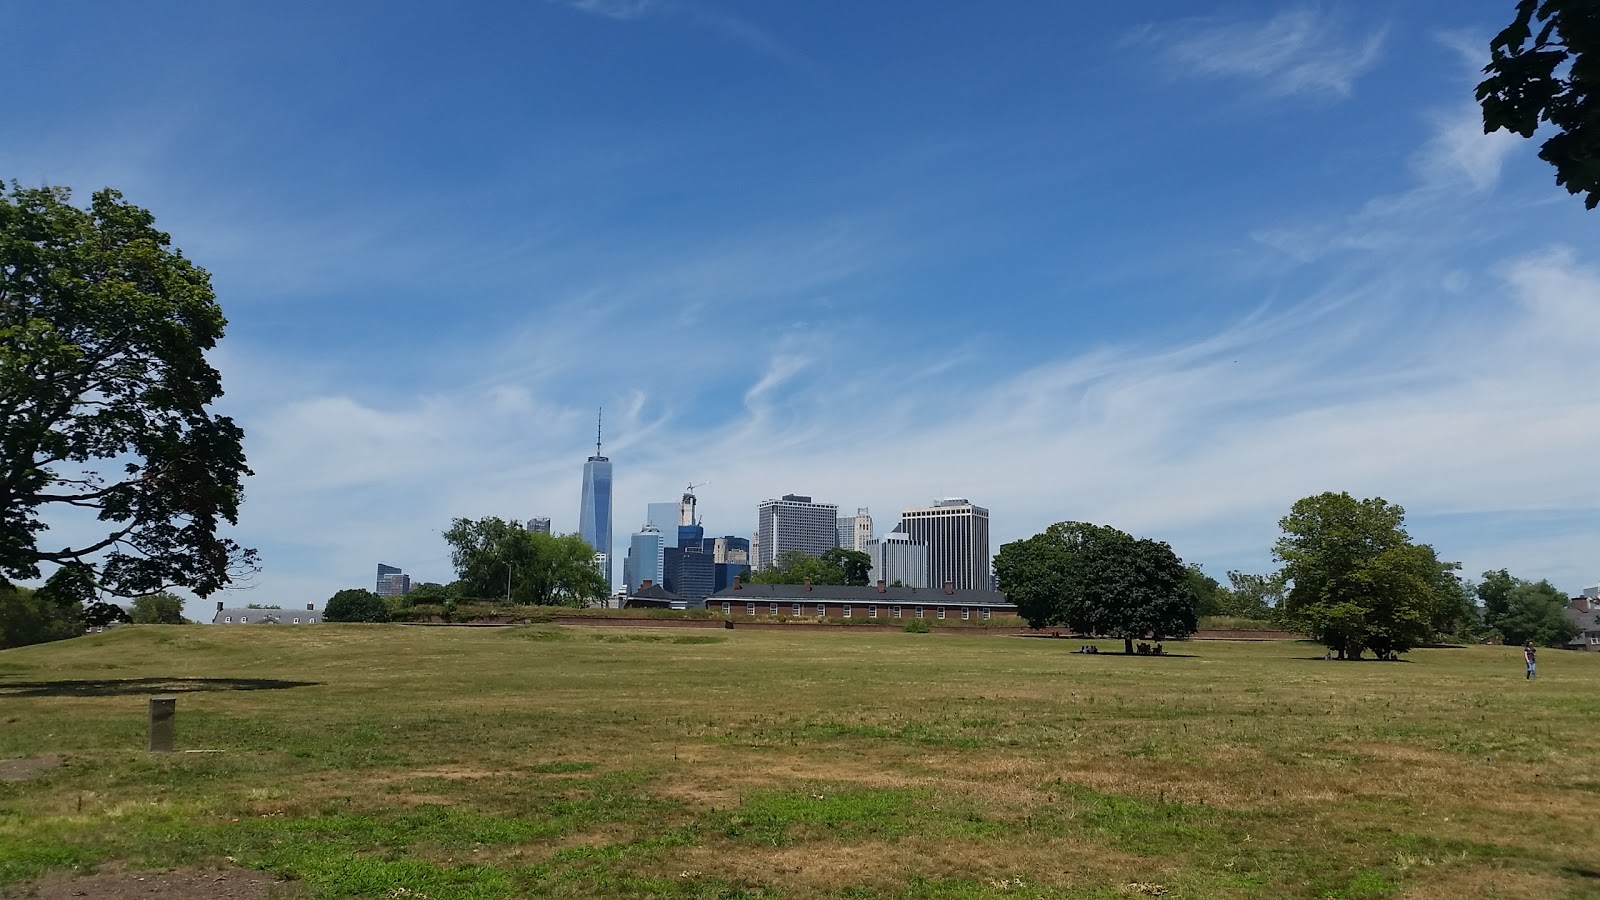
[443, 517, 607, 606]
[324, 588, 391, 623]
[129, 591, 188, 624]
[0, 583, 80, 648]
[1478, 569, 1578, 646]
[748, 548, 869, 586]
[1274, 492, 1455, 659]
[1477, 0, 1600, 208]
[0, 184, 256, 602]
[994, 521, 1197, 654]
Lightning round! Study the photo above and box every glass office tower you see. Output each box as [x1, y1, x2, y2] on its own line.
[578, 412, 614, 589]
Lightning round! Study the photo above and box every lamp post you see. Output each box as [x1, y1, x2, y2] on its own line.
[505, 561, 514, 603]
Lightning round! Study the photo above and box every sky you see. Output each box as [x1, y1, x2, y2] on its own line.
[3, 1, 1597, 618]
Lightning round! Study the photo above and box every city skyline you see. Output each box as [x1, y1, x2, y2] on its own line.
[12, 2, 1594, 620]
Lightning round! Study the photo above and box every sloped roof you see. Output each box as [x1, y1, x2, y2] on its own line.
[212, 609, 317, 624]
[710, 583, 1010, 605]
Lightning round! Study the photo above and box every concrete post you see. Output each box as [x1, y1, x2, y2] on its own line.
[149, 696, 176, 752]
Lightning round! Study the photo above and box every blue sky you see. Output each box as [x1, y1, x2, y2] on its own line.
[4, 1, 1597, 615]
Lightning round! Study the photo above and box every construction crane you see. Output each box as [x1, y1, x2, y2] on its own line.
[686, 481, 711, 494]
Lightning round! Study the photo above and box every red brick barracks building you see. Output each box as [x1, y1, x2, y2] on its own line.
[707, 578, 1018, 622]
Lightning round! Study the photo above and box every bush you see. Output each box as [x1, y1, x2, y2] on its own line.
[903, 619, 932, 633]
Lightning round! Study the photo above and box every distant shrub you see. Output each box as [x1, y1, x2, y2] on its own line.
[903, 619, 932, 634]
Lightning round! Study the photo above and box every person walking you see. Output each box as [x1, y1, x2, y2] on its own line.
[1524, 641, 1537, 680]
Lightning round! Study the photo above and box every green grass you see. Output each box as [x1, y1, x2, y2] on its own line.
[1, 625, 1598, 898]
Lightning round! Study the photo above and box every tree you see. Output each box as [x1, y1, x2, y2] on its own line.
[83, 600, 131, 628]
[129, 591, 188, 624]
[749, 550, 847, 585]
[821, 548, 873, 586]
[994, 521, 1197, 654]
[1, 184, 257, 604]
[324, 588, 391, 623]
[1274, 493, 1449, 659]
[0, 583, 80, 648]
[1479, 570, 1579, 646]
[407, 582, 453, 603]
[1477, 0, 1600, 208]
[1186, 565, 1226, 617]
[442, 517, 607, 606]
[1221, 571, 1283, 620]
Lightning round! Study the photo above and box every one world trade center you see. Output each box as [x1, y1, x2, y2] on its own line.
[578, 409, 613, 590]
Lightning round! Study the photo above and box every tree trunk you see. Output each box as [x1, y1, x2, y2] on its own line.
[1124, 636, 1134, 655]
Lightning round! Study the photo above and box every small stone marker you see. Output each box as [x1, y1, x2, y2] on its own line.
[149, 696, 177, 752]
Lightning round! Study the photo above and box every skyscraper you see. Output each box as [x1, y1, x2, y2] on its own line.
[646, 502, 680, 548]
[867, 533, 929, 588]
[836, 508, 873, 552]
[895, 499, 991, 591]
[375, 563, 411, 597]
[626, 525, 665, 593]
[578, 410, 614, 588]
[755, 494, 838, 570]
[526, 517, 551, 534]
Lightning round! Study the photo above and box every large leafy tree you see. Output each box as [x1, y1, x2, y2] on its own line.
[994, 521, 1197, 654]
[821, 548, 872, 586]
[324, 588, 391, 623]
[0, 582, 81, 648]
[1478, 570, 1578, 646]
[1274, 493, 1452, 659]
[443, 517, 607, 606]
[1477, 0, 1600, 208]
[1, 184, 256, 602]
[749, 550, 848, 585]
[128, 591, 188, 624]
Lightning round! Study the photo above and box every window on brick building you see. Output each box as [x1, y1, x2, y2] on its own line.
[937, 608, 946, 619]
[721, 602, 730, 614]
[843, 605, 851, 618]
[817, 604, 826, 617]
[868, 605, 877, 618]
[793, 604, 802, 616]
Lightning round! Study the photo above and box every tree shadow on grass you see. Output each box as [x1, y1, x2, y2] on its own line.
[1562, 866, 1600, 880]
[0, 677, 320, 698]
[1291, 657, 1413, 663]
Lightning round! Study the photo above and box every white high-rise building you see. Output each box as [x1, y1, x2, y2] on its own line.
[895, 499, 992, 592]
[836, 508, 873, 553]
[755, 494, 838, 570]
[867, 532, 928, 588]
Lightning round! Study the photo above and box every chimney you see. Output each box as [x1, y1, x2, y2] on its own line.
[307, 603, 315, 611]
[804, 578, 812, 592]
[944, 581, 954, 595]
[1574, 597, 1592, 613]
[217, 601, 224, 612]
[877, 579, 886, 594]
[641, 579, 653, 590]
[733, 576, 742, 591]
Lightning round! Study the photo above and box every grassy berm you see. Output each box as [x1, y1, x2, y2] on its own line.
[1, 625, 1597, 899]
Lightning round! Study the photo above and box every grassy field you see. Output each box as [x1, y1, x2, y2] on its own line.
[1, 625, 1597, 899]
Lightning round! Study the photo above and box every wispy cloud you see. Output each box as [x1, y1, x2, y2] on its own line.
[1130, 6, 1387, 99]
[555, 0, 657, 21]
[548, 0, 823, 77]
